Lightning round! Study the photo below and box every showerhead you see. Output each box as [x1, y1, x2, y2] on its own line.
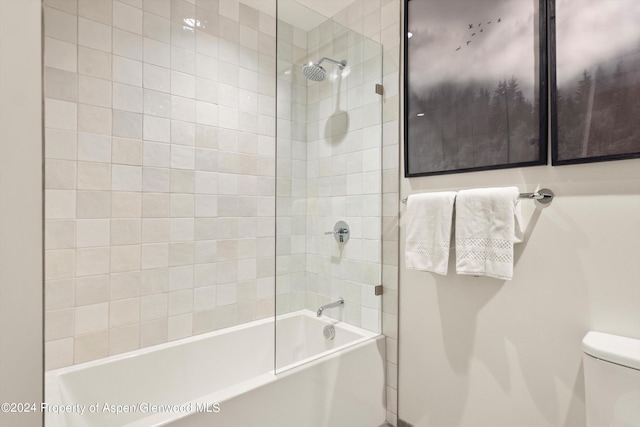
[302, 63, 326, 82]
[301, 57, 347, 82]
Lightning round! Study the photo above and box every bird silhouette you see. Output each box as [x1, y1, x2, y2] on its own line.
[488, 21, 492, 24]
[455, 46, 461, 51]
[466, 40, 471, 45]
[498, 18, 502, 22]
[479, 23, 482, 27]
[468, 24, 473, 29]
[471, 32, 476, 36]
[480, 29, 483, 32]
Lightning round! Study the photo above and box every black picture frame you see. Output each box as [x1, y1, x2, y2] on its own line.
[550, 0, 640, 166]
[404, 0, 548, 177]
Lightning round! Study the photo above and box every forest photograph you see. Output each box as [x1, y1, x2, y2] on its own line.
[405, 0, 546, 176]
[553, 0, 640, 164]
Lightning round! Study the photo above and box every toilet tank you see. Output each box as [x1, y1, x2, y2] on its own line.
[582, 332, 640, 427]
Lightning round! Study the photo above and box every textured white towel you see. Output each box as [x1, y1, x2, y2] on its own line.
[405, 192, 457, 275]
[455, 187, 523, 280]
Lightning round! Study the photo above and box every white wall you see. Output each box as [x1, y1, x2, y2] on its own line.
[398, 158, 640, 426]
[0, 0, 43, 425]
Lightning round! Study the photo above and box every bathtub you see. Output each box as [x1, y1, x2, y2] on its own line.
[45, 309, 386, 427]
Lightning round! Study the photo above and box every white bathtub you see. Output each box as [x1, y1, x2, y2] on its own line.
[45, 310, 386, 427]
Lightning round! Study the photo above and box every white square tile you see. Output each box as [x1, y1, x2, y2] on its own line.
[78, 75, 111, 108]
[111, 219, 142, 245]
[141, 243, 169, 269]
[44, 37, 77, 73]
[168, 290, 193, 315]
[170, 169, 195, 193]
[45, 129, 77, 161]
[45, 99, 77, 131]
[77, 162, 111, 190]
[109, 324, 140, 355]
[109, 298, 140, 328]
[78, 104, 111, 135]
[110, 271, 141, 300]
[195, 171, 217, 194]
[142, 193, 170, 217]
[170, 22, 195, 51]
[45, 308, 75, 341]
[170, 193, 194, 217]
[76, 247, 110, 276]
[113, 28, 143, 60]
[112, 137, 142, 166]
[113, 83, 143, 113]
[45, 159, 77, 189]
[142, 218, 170, 243]
[114, 1, 143, 34]
[45, 220, 75, 250]
[143, 141, 171, 167]
[76, 191, 110, 218]
[45, 338, 74, 370]
[194, 262, 216, 287]
[76, 219, 110, 248]
[144, 12, 170, 43]
[78, 46, 111, 80]
[75, 303, 109, 334]
[78, 0, 111, 24]
[195, 54, 218, 79]
[195, 31, 218, 58]
[171, 96, 196, 122]
[195, 240, 216, 264]
[195, 194, 217, 217]
[171, 120, 196, 146]
[142, 167, 171, 192]
[170, 218, 195, 242]
[111, 245, 141, 272]
[170, 145, 195, 170]
[171, 46, 195, 74]
[143, 116, 171, 142]
[144, 37, 171, 67]
[44, 7, 78, 44]
[171, 71, 196, 98]
[78, 17, 111, 52]
[113, 110, 143, 139]
[144, 89, 171, 117]
[195, 101, 217, 126]
[45, 249, 75, 280]
[112, 165, 143, 191]
[140, 268, 169, 296]
[216, 282, 237, 306]
[167, 313, 192, 341]
[169, 265, 194, 290]
[111, 192, 142, 218]
[114, 56, 143, 87]
[143, 63, 171, 93]
[75, 275, 109, 306]
[78, 133, 111, 163]
[143, 0, 170, 18]
[141, 294, 168, 320]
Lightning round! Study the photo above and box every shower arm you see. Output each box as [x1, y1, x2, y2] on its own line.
[317, 57, 347, 69]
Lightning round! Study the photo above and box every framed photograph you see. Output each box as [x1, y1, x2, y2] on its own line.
[550, 0, 640, 165]
[404, 0, 548, 177]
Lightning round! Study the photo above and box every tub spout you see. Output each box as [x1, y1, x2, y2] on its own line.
[317, 298, 344, 317]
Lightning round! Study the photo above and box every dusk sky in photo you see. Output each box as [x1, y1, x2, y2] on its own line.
[407, 0, 537, 100]
[556, 0, 640, 87]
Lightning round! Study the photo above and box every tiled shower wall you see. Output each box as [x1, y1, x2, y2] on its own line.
[43, 0, 277, 369]
[274, 20, 308, 315]
[330, 0, 401, 424]
[302, 19, 383, 331]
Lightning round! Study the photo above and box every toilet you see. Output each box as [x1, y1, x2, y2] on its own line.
[582, 331, 640, 427]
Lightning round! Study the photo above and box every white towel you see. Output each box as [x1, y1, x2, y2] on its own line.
[405, 192, 457, 275]
[455, 187, 523, 280]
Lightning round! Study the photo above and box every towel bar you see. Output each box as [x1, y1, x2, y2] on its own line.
[401, 189, 554, 205]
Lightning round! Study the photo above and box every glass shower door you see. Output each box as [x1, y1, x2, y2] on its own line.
[275, 0, 383, 373]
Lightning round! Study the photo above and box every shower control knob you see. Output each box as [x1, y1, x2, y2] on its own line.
[325, 220, 350, 244]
